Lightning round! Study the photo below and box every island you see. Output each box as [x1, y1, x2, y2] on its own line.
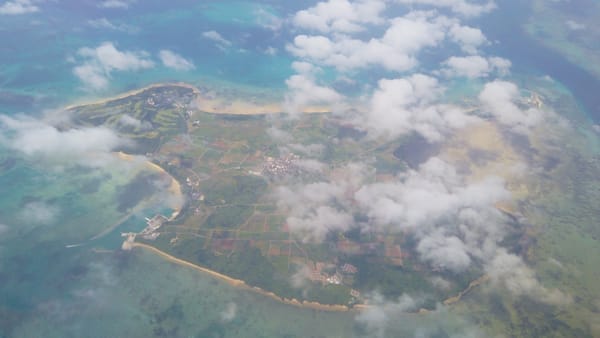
[65, 83, 550, 311]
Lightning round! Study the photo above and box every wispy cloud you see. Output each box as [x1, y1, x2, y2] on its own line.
[442, 55, 511, 78]
[0, 0, 39, 15]
[88, 18, 138, 33]
[288, 11, 487, 73]
[19, 201, 60, 226]
[363, 74, 479, 142]
[253, 7, 283, 31]
[72, 42, 154, 90]
[220, 302, 237, 322]
[274, 162, 372, 242]
[356, 293, 421, 337]
[566, 20, 585, 31]
[356, 293, 484, 337]
[0, 113, 128, 166]
[202, 30, 232, 49]
[479, 80, 543, 132]
[284, 62, 344, 115]
[293, 0, 387, 34]
[486, 249, 572, 305]
[98, 0, 135, 9]
[394, 0, 496, 17]
[158, 50, 195, 71]
[0, 223, 9, 236]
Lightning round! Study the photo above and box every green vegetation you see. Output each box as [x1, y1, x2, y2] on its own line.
[68, 84, 462, 307]
[203, 175, 267, 206]
[350, 256, 433, 298]
[73, 83, 571, 316]
[69, 85, 193, 153]
[305, 285, 353, 305]
[205, 205, 254, 229]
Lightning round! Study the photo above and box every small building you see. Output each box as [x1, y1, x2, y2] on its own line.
[341, 263, 358, 274]
[326, 274, 342, 285]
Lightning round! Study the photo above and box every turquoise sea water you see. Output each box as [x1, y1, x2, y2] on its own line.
[0, 1, 374, 336]
[0, 0, 303, 114]
[0, 159, 470, 336]
[482, 1, 600, 122]
[1, 0, 600, 337]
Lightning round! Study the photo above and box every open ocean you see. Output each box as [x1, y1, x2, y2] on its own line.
[1, 0, 598, 337]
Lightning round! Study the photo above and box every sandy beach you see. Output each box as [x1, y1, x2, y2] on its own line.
[64, 82, 201, 111]
[65, 82, 331, 116]
[115, 152, 183, 220]
[131, 242, 363, 313]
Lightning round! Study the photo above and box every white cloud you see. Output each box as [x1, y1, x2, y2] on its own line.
[291, 265, 313, 289]
[356, 293, 484, 337]
[355, 157, 508, 230]
[267, 126, 292, 143]
[448, 24, 488, 54]
[284, 74, 343, 114]
[479, 81, 543, 132]
[417, 231, 472, 272]
[253, 7, 283, 31]
[364, 74, 479, 142]
[394, 0, 496, 17]
[356, 293, 420, 337]
[87, 18, 137, 33]
[150, 174, 186, 212]
[202, 30, 232, 48]
[288, 143, 325, 157]
[486, 249, 572, 305]
[0, 0, 39, 15]
[0, 114, 127, 165]
[293, 0, 386, 33]
[354, 157, 510, 272]
[0, 223, 9, 236]
[288, 206, 354, 241]
[117, 115, 151, 130]
[277, 0, 572, 316]
[442, 55, 511, 78]
[19, 201, 60, 225]
[288, 11, 484, 73]
[98, 0, 134, 9]
[295, 158, 326, 173]
[220, 302, 237, 322]
[429, 276, 452, 290]
[264, 46, 278, 55]
[73, 42, 154, 90]
[275, 182, 350, 242]
[275, 163, 372, 242]
[76, 42, 154, 71]
[73, 64, 110, 90]
[284, 62, 344, 115]
[158, 50, 195, 71]
[566, 20, 585, 31]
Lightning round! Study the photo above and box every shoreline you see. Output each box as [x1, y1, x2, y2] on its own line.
[130, 242, 362, 313]
[64, 82, 201, 111]
[82, 83, 489, 314]
[130, 241, 489, 314]
[65, 82, 331, 116]
[115, 152, 183, 220]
